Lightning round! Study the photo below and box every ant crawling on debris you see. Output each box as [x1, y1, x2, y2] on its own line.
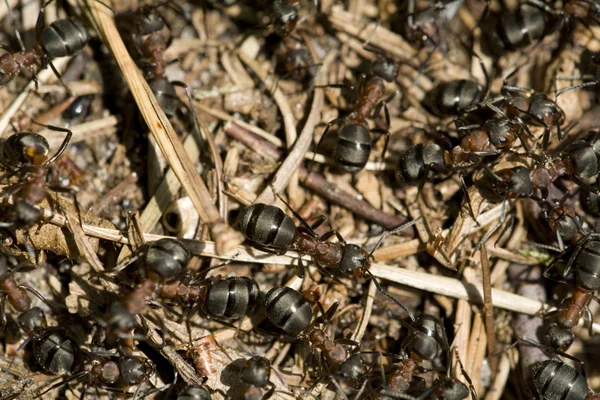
[481, 0, 599, 58]
[237, 201, 417, 319]
[160, 275, 261, 321]
[366, 315, 475, 399]
[103, 237, 190, 353]
[0, 122, 77, 258]
[0, 0, 91, 93]
[264, 287, 356, 367]
[540, 231, 600, 338]
[0, 249, 32, 329]
[504, 337, 600, 400]
[313, 70, 397, 173]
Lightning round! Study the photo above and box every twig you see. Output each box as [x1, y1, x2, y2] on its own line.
[351, 280, 376, 343]
[0, 57, 70, 137]
[223, 119, 412, 230]
[80, 0, 242, 254]
[480, 245, 496, 370]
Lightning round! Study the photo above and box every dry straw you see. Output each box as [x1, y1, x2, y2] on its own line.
[78, 0, 242, 254]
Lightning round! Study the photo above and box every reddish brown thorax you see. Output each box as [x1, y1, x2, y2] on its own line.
[559, 286, 593, 328]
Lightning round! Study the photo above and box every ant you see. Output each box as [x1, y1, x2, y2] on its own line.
[116, 2, 202, 125]
[481, 1, 599, 58]
[0, 0, 90, 93]
[104, 238, 190, 353]
[392, 0, 461, 51]
[541, 233, 600, 336]
[264, 287, 365, 390]
[314, 72, 396, 173]
[0, 122, 77, 258]
[160, 275, 261, 321]
[0, 250, 32, 329]
[371, 315, 475, 399]
[237, 202, 417, 319]
[33, 351, 154, 398]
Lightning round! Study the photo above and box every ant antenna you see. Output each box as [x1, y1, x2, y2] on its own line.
[367, 218, 421, 258]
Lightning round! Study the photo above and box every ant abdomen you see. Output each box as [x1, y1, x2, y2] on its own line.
[204, 277, 260, 320]
[396, 143, 446, 185]
[531, 360, 589, 400]
[402, 315, 445, 361]
[237, 203, 297, 249]
[149, 78, 178, 118]
[264, 286, 313, 335]
[33, 328, 78, 375]
[424, 79, 482, 116]
[573, 239, 600, 291]
[41, 18, 89, 58]
[1, 132, 50, 168]
[481, 4, 549, 56]
[333, 124, 372, 172]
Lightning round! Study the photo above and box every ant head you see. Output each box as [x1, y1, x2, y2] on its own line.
[241, 356, 271, 388]
[17, 307, 47, 335]
[528, 94, 565, 127]
[371, 57, 398, 82]
[337, 353, 366, 384]
[106, 301, 136, 330]
[2, 132, 50, 167]
[545, 323, 574, 352]
[485, 117, 518, 148]
[119, 356, 154, 386]
[434, 378, 469, 400]
[504, 166, 534, 198]
[135, 6, 166, 35]
[272, 0, 299, 36]
[340, 244, 368, 274]
[547, 205, 580, 243]
[144, 238, 190, 278]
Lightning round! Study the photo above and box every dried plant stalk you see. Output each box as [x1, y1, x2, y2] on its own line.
[79, 0, 242, 254]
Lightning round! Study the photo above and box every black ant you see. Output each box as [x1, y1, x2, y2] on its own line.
[481, 1, 599, 58]
[313, 72, 396, 172]
[104, 238, 190, 353]
[0, 250, 31, 329]
[237, 202, 417, 319]
[33, 350, 154, 398]
[369, 315, 475, 400]
[159, 275, 260, 321]
[0, 0, 90, 93]
[0, 122, 78, 258]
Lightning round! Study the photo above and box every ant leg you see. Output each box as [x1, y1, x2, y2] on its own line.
[367, 219, 419, 257]
[0, 295, 6, 333]
[460, 174, 479, 226]
[47, 59, 74, 97]
[296, 257, 306, 279]
[270, 185, 319, 237]
[3, 0, 25, 52]
[473, 198, 509, 254]
[305, 118, 344, 181]
[172, 81, 202, 144]
[365, 272, 414, 321]
[454, 348, 477, 400]
[31, 121, 73, 163]
[310, 215, 327, 230]
[319, 229, 346, 244]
